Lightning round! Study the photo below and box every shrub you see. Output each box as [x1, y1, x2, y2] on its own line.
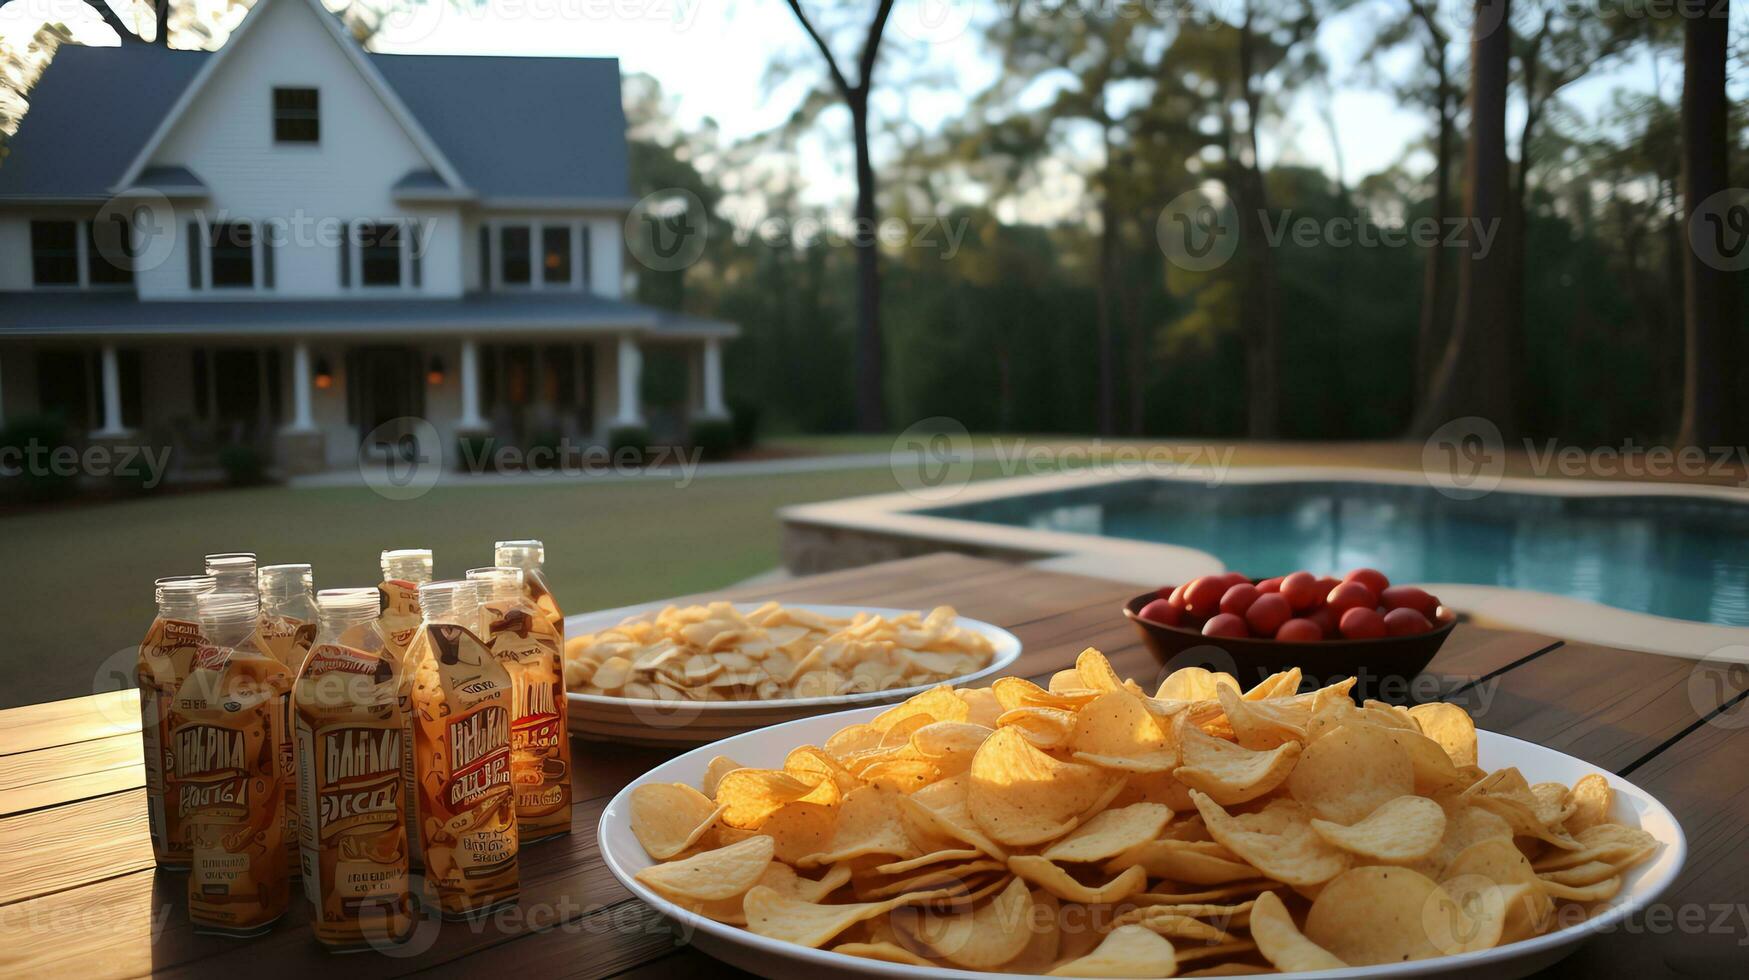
[689, 418, 734, 461]
[728, 398, 760, 448]
[217, 444, 266, 487]
[0, 415, 78, 503]
[608, 425, 651, 465]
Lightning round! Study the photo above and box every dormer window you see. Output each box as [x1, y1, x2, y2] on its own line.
[273, 87, 319, 144]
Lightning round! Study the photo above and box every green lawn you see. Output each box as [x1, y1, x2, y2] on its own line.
[1, 463, 1026, 709]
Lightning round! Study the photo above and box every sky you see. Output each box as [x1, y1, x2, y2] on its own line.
[0, 0, 1734, 225]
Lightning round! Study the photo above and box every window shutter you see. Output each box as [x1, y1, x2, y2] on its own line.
[580, 226, 592, 293]
[410, 221, 423, 289]
[478, 226, 490, 289]
[262, 229, 276, 290]
[340, 222, 352, 288]
[187, 222, 203, 289]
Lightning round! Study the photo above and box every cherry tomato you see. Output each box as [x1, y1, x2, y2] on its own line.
[1380, 586, 1438, 619]
[1383, 607, 1433, 636]
[1256, 576, 1284, 594]
[1339, 606, 1387, 639]
[1202, 613, 1250, 639]
[1184, 576, 1228, 616]
[1314, 576, 1341, 601]
[1326, 581, 1378, 616]
[1276, 618, 1324, 642]
[1139, 598, 1182, 627]
[1280, 571, 1320, 611]
[1219, 583, 1262, 617]
[1306, 607, 1338, 637]
[1344, 568, 1391, 594]
[1245, 593, 1292, 636]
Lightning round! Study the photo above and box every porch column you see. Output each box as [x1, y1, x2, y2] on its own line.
[93, 344, 129, 437]
[287, 340, 316, 432]
[459, 337, 485, 429]
[701, 337, 727, 419]
[614, 334, 644, 427]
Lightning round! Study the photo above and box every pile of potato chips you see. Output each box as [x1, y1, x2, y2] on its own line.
[565, 602, 995, 702]
[627, 648, 1659, 976]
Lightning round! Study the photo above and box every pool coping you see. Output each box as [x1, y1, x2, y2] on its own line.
[780, 466, 1749, 661]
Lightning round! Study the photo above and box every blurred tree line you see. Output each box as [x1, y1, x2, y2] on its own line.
[631, 0, 1746, 447]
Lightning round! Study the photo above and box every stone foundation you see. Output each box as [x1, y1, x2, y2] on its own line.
[274, 429, 328, 476]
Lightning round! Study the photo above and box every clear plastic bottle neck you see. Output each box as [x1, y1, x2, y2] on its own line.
[418, 579, 482, 634]
[381, 548, 434, 584]
[493, 539, 544, 571]
[204, 553, 259, 596]
[465, 566, 525, 604]
[259, 564, 316, 621]
[155, 575, 217, 620]
[317, 588, 381, 630]
[197, 591, 260, 648]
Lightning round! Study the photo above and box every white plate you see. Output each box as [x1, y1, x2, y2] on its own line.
[599, 705, 1687, 979]
[564, 603, 1021, 747]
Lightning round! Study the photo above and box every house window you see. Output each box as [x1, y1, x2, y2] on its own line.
[208, 223, 256, 288]
[30, 221, 79, 285]
[273, 87, 319, 144]
[357, 222, 403, 287]
[500, 226, 532, 284]
[542, 226, 572, 285]
[87, 217, 134, 285]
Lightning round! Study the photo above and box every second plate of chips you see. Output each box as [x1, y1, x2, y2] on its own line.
[563, 602, 1022, 746]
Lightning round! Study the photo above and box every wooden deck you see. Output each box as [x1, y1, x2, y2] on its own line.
[1, 554, 1743, 978]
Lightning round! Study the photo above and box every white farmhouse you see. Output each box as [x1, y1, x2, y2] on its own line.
[0, 0, 734, 474]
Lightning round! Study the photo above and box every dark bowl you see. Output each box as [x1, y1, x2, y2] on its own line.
[1122, 590, 1455, 704]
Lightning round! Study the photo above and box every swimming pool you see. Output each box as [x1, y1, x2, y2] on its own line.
[922, 479, 1749, 626]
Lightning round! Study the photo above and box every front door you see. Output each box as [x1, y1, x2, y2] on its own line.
[349, 347, 423, 454]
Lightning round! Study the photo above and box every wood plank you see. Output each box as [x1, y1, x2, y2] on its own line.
[0, 789, 155, 906]
[0, 732, 141, 791]
[0, 764, 144, 818]
[1458, 641, 1749, 772]
[0, 690, 139, 755]
[1539, 720, 1749, 976]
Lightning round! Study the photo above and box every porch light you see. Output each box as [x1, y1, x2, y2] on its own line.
[313, 356, 333, 389]
[427, 355, 446, 385]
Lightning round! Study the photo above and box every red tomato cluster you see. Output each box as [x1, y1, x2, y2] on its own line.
[1138, 569, 1452, 642]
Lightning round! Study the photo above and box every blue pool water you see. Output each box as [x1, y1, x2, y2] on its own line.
[924, 480, 1749, 626]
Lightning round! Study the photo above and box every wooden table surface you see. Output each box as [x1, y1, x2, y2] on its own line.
[2, 553, 1744, 978]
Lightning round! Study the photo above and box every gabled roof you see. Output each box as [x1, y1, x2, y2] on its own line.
[116, 0, 469, 193]
[0, 45, 207, 202]
[0, 2, 631, 205]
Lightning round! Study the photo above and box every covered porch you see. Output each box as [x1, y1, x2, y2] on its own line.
[0, 292, 737, 478]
